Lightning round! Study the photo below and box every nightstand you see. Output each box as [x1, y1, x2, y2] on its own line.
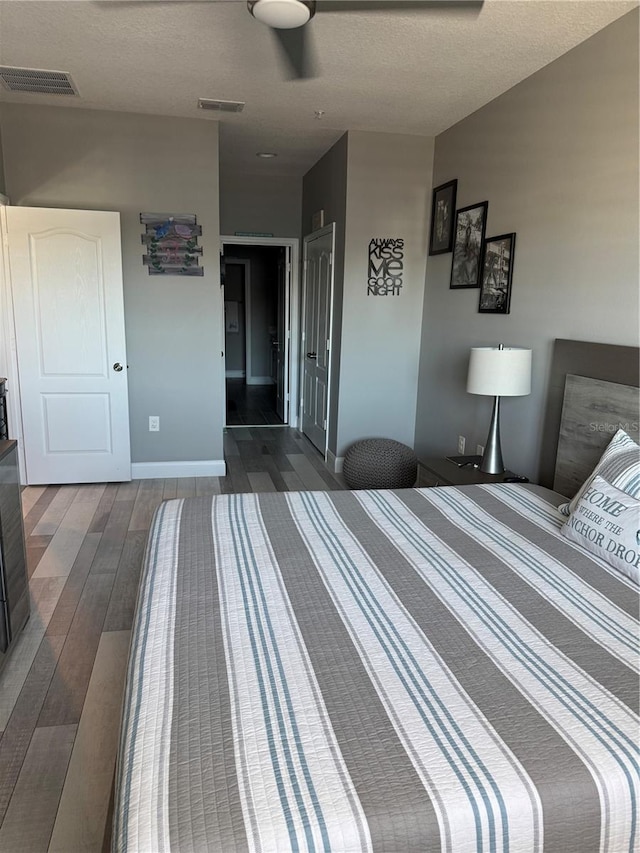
[418, 456, 518, 488]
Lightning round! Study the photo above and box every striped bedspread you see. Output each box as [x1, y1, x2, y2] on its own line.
[114, 483, 639, 853]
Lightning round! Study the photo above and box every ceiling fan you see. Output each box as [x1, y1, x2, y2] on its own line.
[100, 0, 483, 81]
[246, 0, 484, 79]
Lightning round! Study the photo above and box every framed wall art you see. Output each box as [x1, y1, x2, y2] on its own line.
[478, 232, 516, 314]
[428, 179, 457, 255]
[449, 201, 488, 289]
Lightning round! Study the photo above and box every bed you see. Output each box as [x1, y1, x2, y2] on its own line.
[113, 341, 639, 853]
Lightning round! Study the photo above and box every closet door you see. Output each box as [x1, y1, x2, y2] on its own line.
[301, 226, 334, 454]
[6, 207, 131, 484]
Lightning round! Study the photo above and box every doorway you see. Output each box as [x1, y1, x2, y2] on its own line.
[220, 236, 300, 429]
[224, 252, 280, 425]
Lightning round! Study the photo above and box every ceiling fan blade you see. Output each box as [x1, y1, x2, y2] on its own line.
[316, 0, 483, 11]
[272, 26, 319, 80]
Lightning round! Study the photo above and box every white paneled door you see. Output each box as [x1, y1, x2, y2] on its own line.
[6, 207, 131, 484]
[301, 226, 334, 454]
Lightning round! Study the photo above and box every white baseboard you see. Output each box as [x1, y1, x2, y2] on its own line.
[246, 376, 274, 386]
[326, 450, 344, 474]
[225, 369, 245, 378]
[131, 459, 227, 479]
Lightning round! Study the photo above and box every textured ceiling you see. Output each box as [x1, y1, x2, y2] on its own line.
[0, 0, 636, 176]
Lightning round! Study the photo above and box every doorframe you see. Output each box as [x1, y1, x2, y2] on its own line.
[220, 235, 300, 428]
[301, 223, 335, 461]
[0, 201, 27, 481]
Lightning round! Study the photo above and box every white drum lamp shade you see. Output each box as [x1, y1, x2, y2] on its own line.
[467, 346, 532, 474]
[467, 347, 532, 397]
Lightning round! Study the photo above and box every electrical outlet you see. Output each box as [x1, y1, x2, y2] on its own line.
[149, 416, 160, 432]
[476, 444, 485, 455]
[457, 435, 466, 454]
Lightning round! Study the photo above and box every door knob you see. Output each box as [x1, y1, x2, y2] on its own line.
[113, 362, 124, 372]
[306, 352, 317, 360]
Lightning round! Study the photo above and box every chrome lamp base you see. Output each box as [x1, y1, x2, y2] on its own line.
[479, 396, 504, 474]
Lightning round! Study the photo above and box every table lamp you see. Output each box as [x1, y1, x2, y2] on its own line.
[467, 344, 532, 474]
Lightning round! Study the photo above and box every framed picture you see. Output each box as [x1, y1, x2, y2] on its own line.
[478, 232, 516, 314]
[449, 201, 488, 289]
[428, 179, 457, 255]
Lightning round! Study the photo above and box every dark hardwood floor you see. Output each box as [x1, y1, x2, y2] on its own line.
[225, 378, 283, 426]
[0, 428, 343, 853]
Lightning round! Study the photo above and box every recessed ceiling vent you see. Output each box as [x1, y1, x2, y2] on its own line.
[198, 98, 245, 113]
[0, 66, 79, 96]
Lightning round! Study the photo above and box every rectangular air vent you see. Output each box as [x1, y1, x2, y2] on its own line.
[198, 98, 245, 113]
[0, 66, 79, 96]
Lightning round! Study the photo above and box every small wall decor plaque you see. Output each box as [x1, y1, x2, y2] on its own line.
[367, 238, 404, 296]
[225, 301, 240, 333]
[141, 213, 203, 276]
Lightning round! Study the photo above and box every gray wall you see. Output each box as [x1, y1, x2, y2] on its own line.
[415, 10, 639, 481]
[338, 131, 434, 456]
[301, 134, 348, 454]
[302, 131, 435, 459]
[224, 263, 246, 374]
[0, 104, 223, 465]
[220, 171, 302, 238]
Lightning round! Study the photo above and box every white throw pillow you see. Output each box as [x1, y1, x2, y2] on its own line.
[561, 475, 640, 583]
[558, 428, 640, 516]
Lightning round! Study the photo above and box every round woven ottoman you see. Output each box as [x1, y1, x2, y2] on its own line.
[342, 438, 418, 490]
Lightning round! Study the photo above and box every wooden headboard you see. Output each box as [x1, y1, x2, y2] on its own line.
[553, 374, 640, 497]
[538, 339, 640, 491]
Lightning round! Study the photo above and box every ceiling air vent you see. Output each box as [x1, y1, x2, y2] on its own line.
[198, 98, 245, 113]
[0, 66, 79, 96]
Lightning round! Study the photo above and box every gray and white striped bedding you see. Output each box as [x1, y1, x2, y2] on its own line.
[114, 483, 639, 853]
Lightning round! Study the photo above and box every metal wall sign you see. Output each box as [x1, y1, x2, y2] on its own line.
[367, 238, 404, 296]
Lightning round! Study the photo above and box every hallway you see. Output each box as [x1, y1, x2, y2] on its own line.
[225, 379, 283, 427]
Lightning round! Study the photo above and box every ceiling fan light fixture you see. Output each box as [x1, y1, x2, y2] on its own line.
[249, 0, 312, 29]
